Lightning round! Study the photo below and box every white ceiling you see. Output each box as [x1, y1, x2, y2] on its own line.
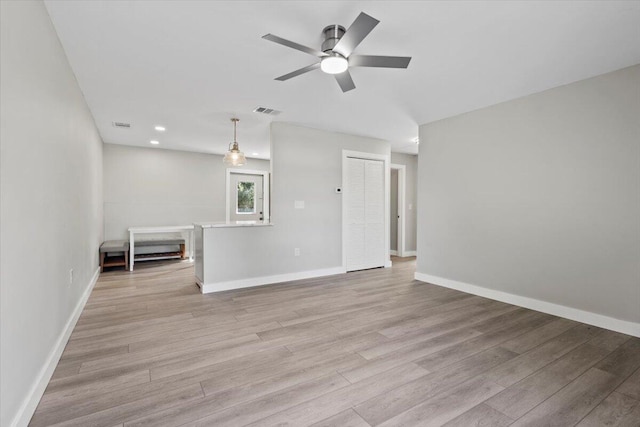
[44, 1, 640, 158]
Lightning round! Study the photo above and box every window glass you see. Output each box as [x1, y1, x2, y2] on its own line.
[237, 181, 255, 213]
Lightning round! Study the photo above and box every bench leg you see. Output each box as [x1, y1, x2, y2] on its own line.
[100, 252, 105, 273]
[180, 244, 186, 259]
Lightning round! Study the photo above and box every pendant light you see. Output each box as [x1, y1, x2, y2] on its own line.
[223, 118, 246, 166]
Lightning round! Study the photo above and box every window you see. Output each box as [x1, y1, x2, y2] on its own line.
[236, 181, 255, 214]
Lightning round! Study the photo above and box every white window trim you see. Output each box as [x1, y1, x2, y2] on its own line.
[226, 168, 270, 222]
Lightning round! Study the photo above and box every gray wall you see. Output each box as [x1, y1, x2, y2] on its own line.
[270, 122, 390, 273]
[391, 152, 418, 252]
[103, 144, 269, 240]
[0, 2, 104, 425]
[417, 65, 640, 325]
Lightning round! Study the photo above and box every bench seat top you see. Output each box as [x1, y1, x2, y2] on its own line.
[100, 240, 129, 252]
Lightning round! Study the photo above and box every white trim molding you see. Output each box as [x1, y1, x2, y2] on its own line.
[226, 168, 270, 223]
[390, 163, 406, 257]
[198, 266, 346, 294]
[12, 267, 100, 427]
[403, 250, 417, 257]
[415, 272, 640, 338]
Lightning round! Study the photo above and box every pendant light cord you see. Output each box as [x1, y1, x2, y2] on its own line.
[229, 118, 239, 150]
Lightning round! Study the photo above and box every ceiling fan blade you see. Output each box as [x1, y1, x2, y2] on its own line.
[334, 70, 356, 92]
[332, 12, 379, 58]
[262, 34, 328, 58]
[348, 55, 412, 68]
[275, 62, 321, 81]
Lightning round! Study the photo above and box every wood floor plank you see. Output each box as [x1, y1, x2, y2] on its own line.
[441, 403, 513, 427]
[377, 376, 505, 427]
[124, 353, 365, 427]
[358, 303, 517, 360]
[588, 329, 632, 351]
[510, 367, 622, 426]
[310, 409, 371, 427]
[576, 391, 639, 427]
[617, 367, 640, 400]
[245, 363, 428, 426]
[80, 333, 262, 374]
[354, 346, 517, 426]
[415, 310, 554, 373]
[29, 258, 638, 427]
[483, 324, 603, 387]
[51, 383, 204, 427]
[500, 317, 578, 354]
[596, 337, 640, 380]
[617, 404, 640, 427]
[485, 343, 610, 419]
[181, 373, 351, 427]
[38, 369, 151, 410]
[341, 327, 482, 383]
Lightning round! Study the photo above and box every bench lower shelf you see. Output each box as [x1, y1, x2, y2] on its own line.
[102, 255, 127, 268]
[134, 251, 184, 262]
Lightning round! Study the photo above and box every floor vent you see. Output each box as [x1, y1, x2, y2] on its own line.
[112, 122, 131, 128]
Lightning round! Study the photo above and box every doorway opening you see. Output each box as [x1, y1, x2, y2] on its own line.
[390, 163, 406, 257]
[226, 169, 270, 222]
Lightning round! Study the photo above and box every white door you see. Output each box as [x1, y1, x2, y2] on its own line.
[229, 173, 264, 222]
[346, 158, 385, 271]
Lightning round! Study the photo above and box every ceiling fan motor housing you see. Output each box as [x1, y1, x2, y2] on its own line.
[322, 25, 346, 52]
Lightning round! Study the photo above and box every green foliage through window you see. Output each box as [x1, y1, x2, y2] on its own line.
[237, 181, 255, 213]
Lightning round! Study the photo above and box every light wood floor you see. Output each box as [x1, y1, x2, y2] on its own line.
[31, 258, 640, 426]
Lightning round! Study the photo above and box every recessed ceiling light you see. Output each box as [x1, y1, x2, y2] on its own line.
[154, 126, 166, 132]
[252, 152, 259, 156]
[150, 140, 159, 145]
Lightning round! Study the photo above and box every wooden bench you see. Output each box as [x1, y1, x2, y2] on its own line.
[99, 240, 129, 272]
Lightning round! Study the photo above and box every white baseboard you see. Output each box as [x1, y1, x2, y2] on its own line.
[199, 266, 346, 294]
[403, 250, 417, 257]
[12, 267, 100, 427]
[390, 250, 398, 256]
[415, 272, 640, 338]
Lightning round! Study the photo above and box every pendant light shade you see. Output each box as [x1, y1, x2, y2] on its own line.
[223, 118, 246, 166]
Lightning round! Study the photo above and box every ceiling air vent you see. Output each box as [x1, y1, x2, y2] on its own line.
[253, 107, 281, 116]
[112, 122, 131, 128]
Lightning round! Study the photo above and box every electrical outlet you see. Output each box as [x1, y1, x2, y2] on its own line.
[69, 268, 73, 286]
[294, 248, 300, 257]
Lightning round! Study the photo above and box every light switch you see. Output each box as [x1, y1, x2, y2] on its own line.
[295, 200, 305, 209]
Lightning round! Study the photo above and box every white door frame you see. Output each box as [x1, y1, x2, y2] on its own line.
[342, 150, 391, 271]
[390, 163, 406, 257]
[226, 169, 270, 222]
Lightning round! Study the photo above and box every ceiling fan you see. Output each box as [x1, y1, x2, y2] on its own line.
[262, 12, 412, 93]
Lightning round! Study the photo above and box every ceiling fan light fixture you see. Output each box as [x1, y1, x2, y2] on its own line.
[223, 118, 246, 166]
[320, 54, 348, 74]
